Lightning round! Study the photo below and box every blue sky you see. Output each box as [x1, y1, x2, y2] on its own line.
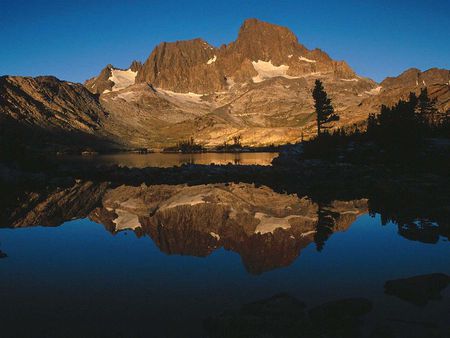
[1, 0, 449, 83]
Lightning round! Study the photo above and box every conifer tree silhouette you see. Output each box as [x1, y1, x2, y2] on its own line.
[312, 79, 339, 137]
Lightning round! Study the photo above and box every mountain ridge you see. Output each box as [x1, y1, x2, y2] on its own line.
[1, 18, 449, 150]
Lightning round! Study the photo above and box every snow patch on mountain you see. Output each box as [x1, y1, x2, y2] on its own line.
[298, 56, 316, 63]
[160, 192, 208, 210]
[207, 55, 217, 65]
[108, 69, 137, 92]
[158, 88, 205, 104]
[210, 232, 220, 240]
[254, 212, 298, 234]
[365, 86, 382, 95]
[252, 60, 293, 83]
[113, 209, 141, 231]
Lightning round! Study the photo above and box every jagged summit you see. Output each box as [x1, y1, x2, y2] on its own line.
[129, 60, 143, 72]
[85, 61, 140, 94]
[231, 18, 306, 64]
[135, 38, 219, 93]
[88, 18, 358, 94]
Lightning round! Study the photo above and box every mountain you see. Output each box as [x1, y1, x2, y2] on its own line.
[85, 18, 378, 148]
[0, 75, 113, 150]
[1, 18, 449, 150]
[134, 18, 357, 93]
[0, 75, 105, 132]
[344, 68, 450, 118]
[84, 61, 142, 95]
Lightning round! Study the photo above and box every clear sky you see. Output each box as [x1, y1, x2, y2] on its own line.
[1, 0, 449, 83]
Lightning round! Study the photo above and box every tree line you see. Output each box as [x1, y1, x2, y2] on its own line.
[306, 79, 449, 163]
[312, 79, 448, 138]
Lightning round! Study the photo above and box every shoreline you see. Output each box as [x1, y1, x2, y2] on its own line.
[59, 148, 284, 156]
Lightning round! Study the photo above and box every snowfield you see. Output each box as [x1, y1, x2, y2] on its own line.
[158, 88, 205, 104]
[252, 60, 295, 83]
[107, 68, 138, 92]
[365, 86, 382, 95]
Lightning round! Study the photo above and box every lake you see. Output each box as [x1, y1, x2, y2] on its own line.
[60, 152, 279, 168]
[0, 181, 448, 337]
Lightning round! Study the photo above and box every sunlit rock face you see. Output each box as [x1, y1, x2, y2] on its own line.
[82, 18, 380, 148]
[0, 76, 108, 137]
[134, 18, 358, 93]
[82, 19, 449, 148]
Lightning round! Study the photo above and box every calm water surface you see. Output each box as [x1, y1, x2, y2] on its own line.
[62, 152, 279, 168]
[0, 182, 448, 337]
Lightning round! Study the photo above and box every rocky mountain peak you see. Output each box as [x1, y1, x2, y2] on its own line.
[85, 65, 113, 94]
[237, 18, 300, 46]
[135, 38, 222, 93]
[129, 60, 143, 72]
[85, 63, 139, 95]
[232, 18, 306, 64]
[86, 18, 362, 94]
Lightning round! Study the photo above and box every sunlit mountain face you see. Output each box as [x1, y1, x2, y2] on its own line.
[1, 19, 449, 152]
[0, 179, 448, 337]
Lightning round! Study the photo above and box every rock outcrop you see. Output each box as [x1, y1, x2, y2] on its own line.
[385, 273, 450, 306]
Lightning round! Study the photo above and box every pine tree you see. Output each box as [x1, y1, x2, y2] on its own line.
[416, 88, 438, 127]
[312, 79, 339, 136]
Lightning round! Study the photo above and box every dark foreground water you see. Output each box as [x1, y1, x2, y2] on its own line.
[0, 182, 449, 338]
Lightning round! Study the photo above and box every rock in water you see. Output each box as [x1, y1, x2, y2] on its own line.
[384, 273, 450, 306]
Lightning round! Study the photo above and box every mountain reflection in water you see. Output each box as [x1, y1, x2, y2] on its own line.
[0, 181, 449, 337]
[2, 182, 368, 274]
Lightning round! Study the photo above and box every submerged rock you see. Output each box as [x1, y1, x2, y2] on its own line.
[205, 294, 372, 338]
[309, 298, 373, 338]
[384, 273, 450, 306]
[204, 293, 308, 338]
[0, 250, 7, 258]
